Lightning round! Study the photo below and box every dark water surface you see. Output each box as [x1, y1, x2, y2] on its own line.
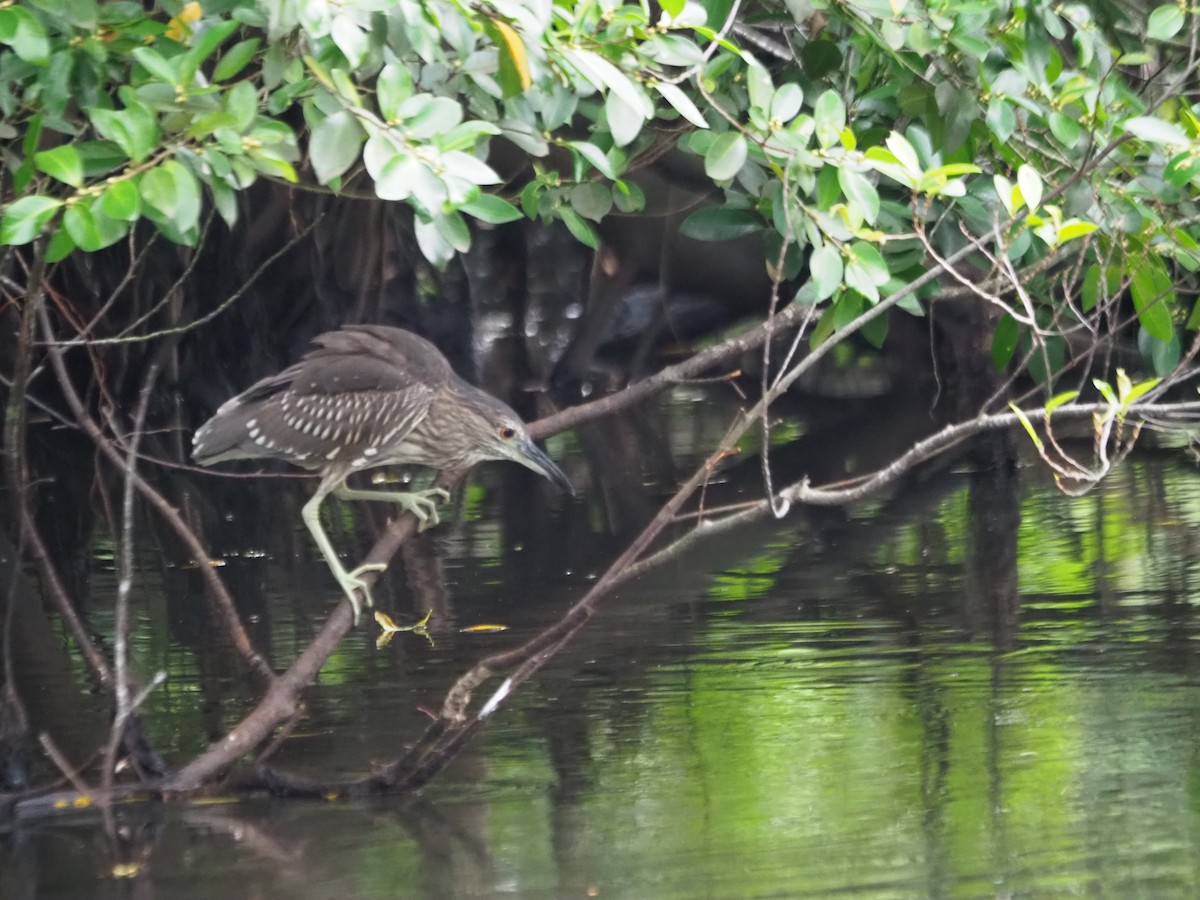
[6, 394, 1200, 898]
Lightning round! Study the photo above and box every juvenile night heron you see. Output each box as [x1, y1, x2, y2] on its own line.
[192, 325, 572, 622]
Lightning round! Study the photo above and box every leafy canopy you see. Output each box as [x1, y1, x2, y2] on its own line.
[2, 0, 1199, 381]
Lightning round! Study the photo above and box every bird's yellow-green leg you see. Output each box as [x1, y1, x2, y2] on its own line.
[302, 477, 381, 623]
[334, 483, 451, 532]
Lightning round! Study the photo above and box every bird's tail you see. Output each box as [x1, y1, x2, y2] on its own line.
[192, 399, 273, 466]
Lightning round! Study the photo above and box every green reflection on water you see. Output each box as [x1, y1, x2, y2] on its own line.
[13, 458, 1200, 898]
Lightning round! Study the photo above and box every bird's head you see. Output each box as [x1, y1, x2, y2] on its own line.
[462, 392, 574, 495]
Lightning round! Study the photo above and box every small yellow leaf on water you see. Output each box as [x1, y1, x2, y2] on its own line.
[53, 799, 68, 809]
[112, 862, 140, 879]
[165, 1, 202, 42]
[73, 796, 91, 808]
[460, 624, 509, 633]
[376, 609, 434, 646]
[374, 611, 401, 633]
[375, 631, 396, 650]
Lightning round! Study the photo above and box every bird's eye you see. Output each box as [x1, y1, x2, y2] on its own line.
[499, 425, 517, 440]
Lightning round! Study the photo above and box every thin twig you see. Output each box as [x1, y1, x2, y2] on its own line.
[37, 308, 274, 682]
[45, 215, 321, 347]
[100, 361, 159, 808]
[37, 732, 94, 801]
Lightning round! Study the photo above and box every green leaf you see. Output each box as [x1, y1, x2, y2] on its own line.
[34, 145, 84, 188]
[770, 84, 804, 124]
[1057, 221, 1097, 243]
[208, 173, 238, 227]
[1048, 112, 1082, 148]
[994, 174, 1016, 215]
[213, 38, 261, 82]
[1093, 378, 1119, 407]
[832, 290, 864, 330]
[434, 210, 470, 253]
[863, 149, 915, 189]
[368, 142, 415, 201]
[809, 305, 837, 347]
[132, 47, 181, 85]
[654, 82, 708, 129]
[991, 313, 1019, 368]
[0, 196, 63, 245]
[923, 163, 982, 180]
[1017, 165, 1043, 212]
[613, 179, 645, 214]
[63, 201, 128, 251]
[1129, 260, 1175, 342]
[487, 19, 532, 99]
[559, 206, 598, 249]
[328, 67, 363, 107]
[1044, 389, 1080, 415]
[563, 48, 652, 120]
[814, 90, 846, 149]
[605, 92, 644, 147]
[1147, 4, 1185, 41]
[569, 182, 613, 221]
[816, 164, 842, 209]
[309, 110, 365, 184]
[986, 99, 1016, 143]
[140, 160, 201, 235]
[1009, 403, 1045, 453]
[88, 105, 160, 164]
[181, 19, 239, 84]
[809, 243, 843, 302]
[1123, 116, 1190, 146]
[861, 308, 888, 348]
[45, 226, 76, 262]
[659, 0, 685, 17]
[31, 0, 97, 29]
[76, 141, 129, 178]
[442, 151, 500, 186]
[679, 207, 762, 241]
[567, 141, 615, 179]
[705, 132, 748, 181]
[1139, 327, 1181, 376]
[331, 15, 368, 69]
[844, 241, 889, 302]
[745, 60, 774, 112]
[1165, 151, 1200, 187]
[461, 194, 523, 224]
[838, 168, 879, 223]
[884, 132, 921, 176]
[414, 215, 455, 268]
[226, 81, 258, 132]
[396, 95, 462, 139]
[98, 180, 141, 221]
[800, 39, 843, 80]
[139, 168, 177, 223]
[1119, 372, 1161, 407]
[377, 63, 413, 121]
[0, 7, 50, 66]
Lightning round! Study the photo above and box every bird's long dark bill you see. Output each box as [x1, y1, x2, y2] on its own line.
[517, 438, 575, 495]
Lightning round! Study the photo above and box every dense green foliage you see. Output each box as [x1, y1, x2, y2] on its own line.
[1, 0, 1197, 383]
